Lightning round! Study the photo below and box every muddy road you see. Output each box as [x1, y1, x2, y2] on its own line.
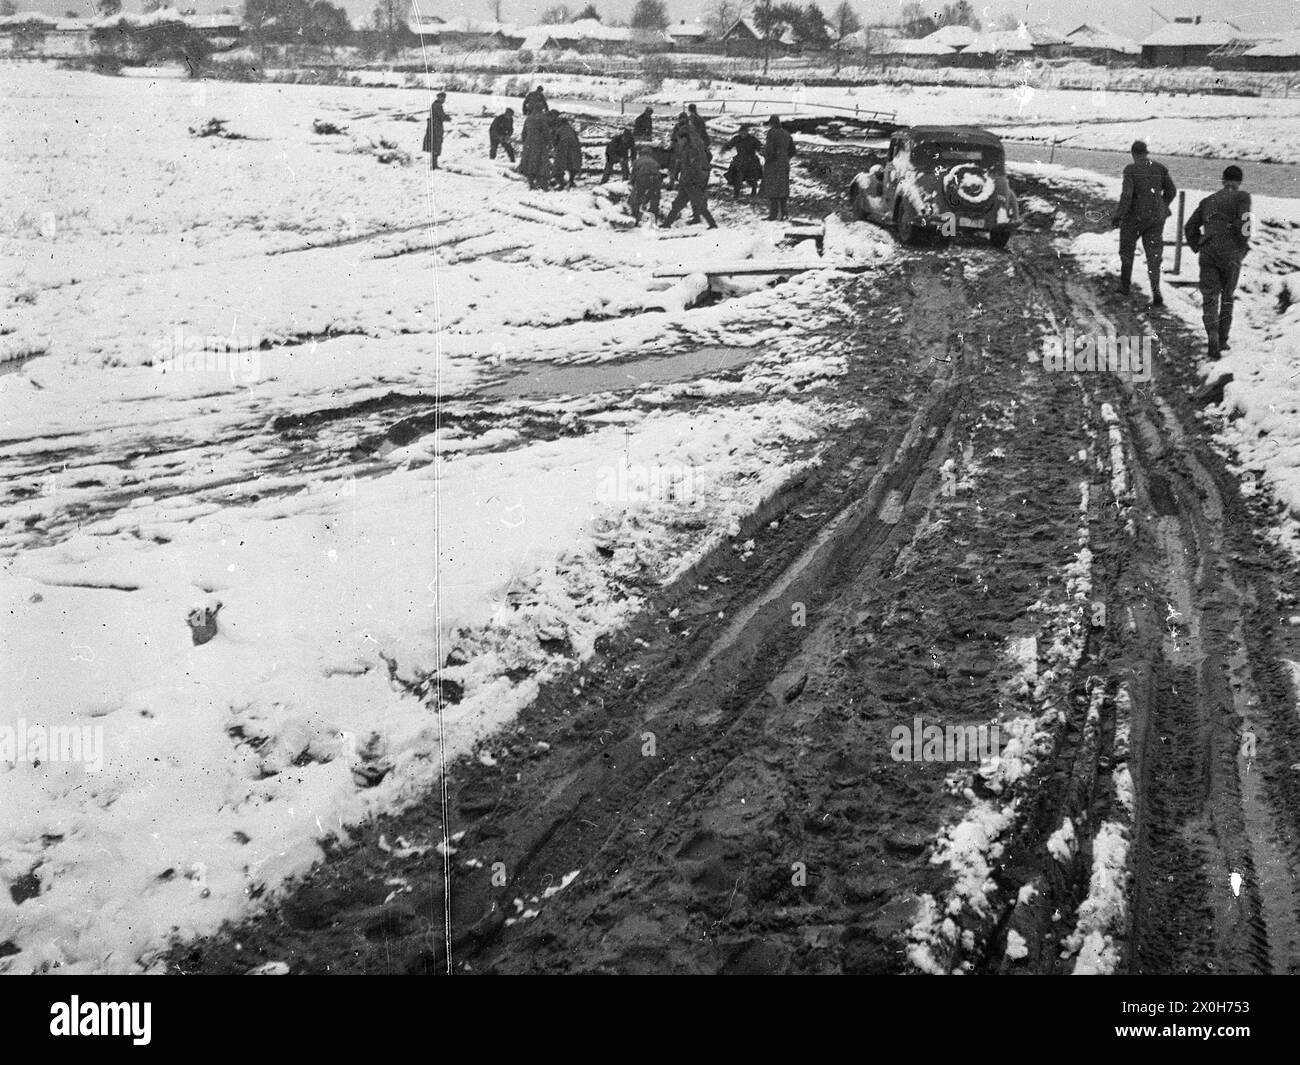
[168, 159, 1300, 975]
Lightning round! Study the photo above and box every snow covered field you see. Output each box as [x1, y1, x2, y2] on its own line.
[0, 61, 886, 972]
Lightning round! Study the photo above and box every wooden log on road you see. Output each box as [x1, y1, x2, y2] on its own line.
[652, 260, 869, 278]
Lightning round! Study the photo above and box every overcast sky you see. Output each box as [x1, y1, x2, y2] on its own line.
[34, 0, 1300, 42]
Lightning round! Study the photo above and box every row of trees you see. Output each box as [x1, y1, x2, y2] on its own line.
[898, 1, 981, 38]
[529, 0, 865, 44]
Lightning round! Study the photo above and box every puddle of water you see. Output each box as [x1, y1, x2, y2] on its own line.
[479, 345, 759, 400]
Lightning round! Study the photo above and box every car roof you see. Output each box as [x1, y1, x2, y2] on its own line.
[897, 125, 1004, 146]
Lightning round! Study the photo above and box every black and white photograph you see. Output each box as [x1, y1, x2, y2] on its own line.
[1, 0, 1299, 1018]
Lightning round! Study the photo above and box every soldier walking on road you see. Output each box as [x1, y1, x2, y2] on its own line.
[489, 108, 515, 162]
[761, 115, 796, 221]
[1184, 165, 1252, 359]
[1112, 139, 1177, 307]
[423, 92, 449, 171]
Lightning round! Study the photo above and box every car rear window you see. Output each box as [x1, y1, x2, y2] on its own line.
[911, 143, 1005, 169]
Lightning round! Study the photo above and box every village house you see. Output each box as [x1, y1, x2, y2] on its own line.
[1140, 17, 1239, 66]
[1213, 30, 1300, 72]
[1064, 23, 1140, 64]
[666, 20, 708, 52]
[717, 17, 794, 57]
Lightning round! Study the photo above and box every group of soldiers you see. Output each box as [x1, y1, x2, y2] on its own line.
[1111, 139, 1252, 358]
[461, 87, 798, 229]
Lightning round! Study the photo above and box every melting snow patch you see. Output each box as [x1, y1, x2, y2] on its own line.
[1047, 817, 1076, 863]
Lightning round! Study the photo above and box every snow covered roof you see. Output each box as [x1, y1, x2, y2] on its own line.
[1242, 31, 1300, 57]
[1021, 24, 1068, 45]
[722, 17, 763, 40]
[922, 24, 978, 48]
[413, 17, 518, 37]
[1140, 20, 1239, 47]
[547, 19, 633, 42]
[877, 35, 956, 55]
[668, 20, 707, 39]
[0, 11, 58, 26]
[962, 30, 1035, 54]
[1065, 23, 1140, 54]
[519, 29, 555, 50]
[90, 8, 187, 30]
[187, 14, 242, 30]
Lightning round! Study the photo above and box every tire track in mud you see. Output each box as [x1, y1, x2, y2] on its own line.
[1013, 256, 1300, 974]
[1118, 390, 1300, 974]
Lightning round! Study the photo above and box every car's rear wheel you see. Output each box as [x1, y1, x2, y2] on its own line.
[896, 202, 922, 246]
[989, 229, 1012, 249]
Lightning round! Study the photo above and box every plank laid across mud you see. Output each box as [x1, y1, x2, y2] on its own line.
[652, 259, 867, 277]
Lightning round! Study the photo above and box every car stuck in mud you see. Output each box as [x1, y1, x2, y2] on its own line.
[849, 125, 1021, 247]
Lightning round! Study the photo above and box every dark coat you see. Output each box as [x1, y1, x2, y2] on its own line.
[522, 89, 548, 116]
[605, 130, 635, 163]
[631, 153, 663, 190]
[423, 102, 448, 155]
[518, 111, 552, 181]
[677, 139, 711, 192]
[689, 111, 709, 145]
[761, 126, 795, 199]
[1185, 187, 1252, 264]
[553, 123, 583, 175]
[1113, 158, 1176, 228]
[724, 132, 763, 184]
[489, 112, 514, 140]
[633, 110, 653, 138]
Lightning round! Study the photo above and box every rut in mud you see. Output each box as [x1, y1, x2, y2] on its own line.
[166, 164, 1300, 975]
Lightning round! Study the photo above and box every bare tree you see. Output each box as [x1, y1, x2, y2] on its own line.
[831, 1, 859, 40]
[630, 0, 668, 30]
[830, 0, 860, 70]
[540, 4, 571, 22]
[487, 0, 504, 21]
[704, 0, 744, 39]
[752, 0, 777, 73]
